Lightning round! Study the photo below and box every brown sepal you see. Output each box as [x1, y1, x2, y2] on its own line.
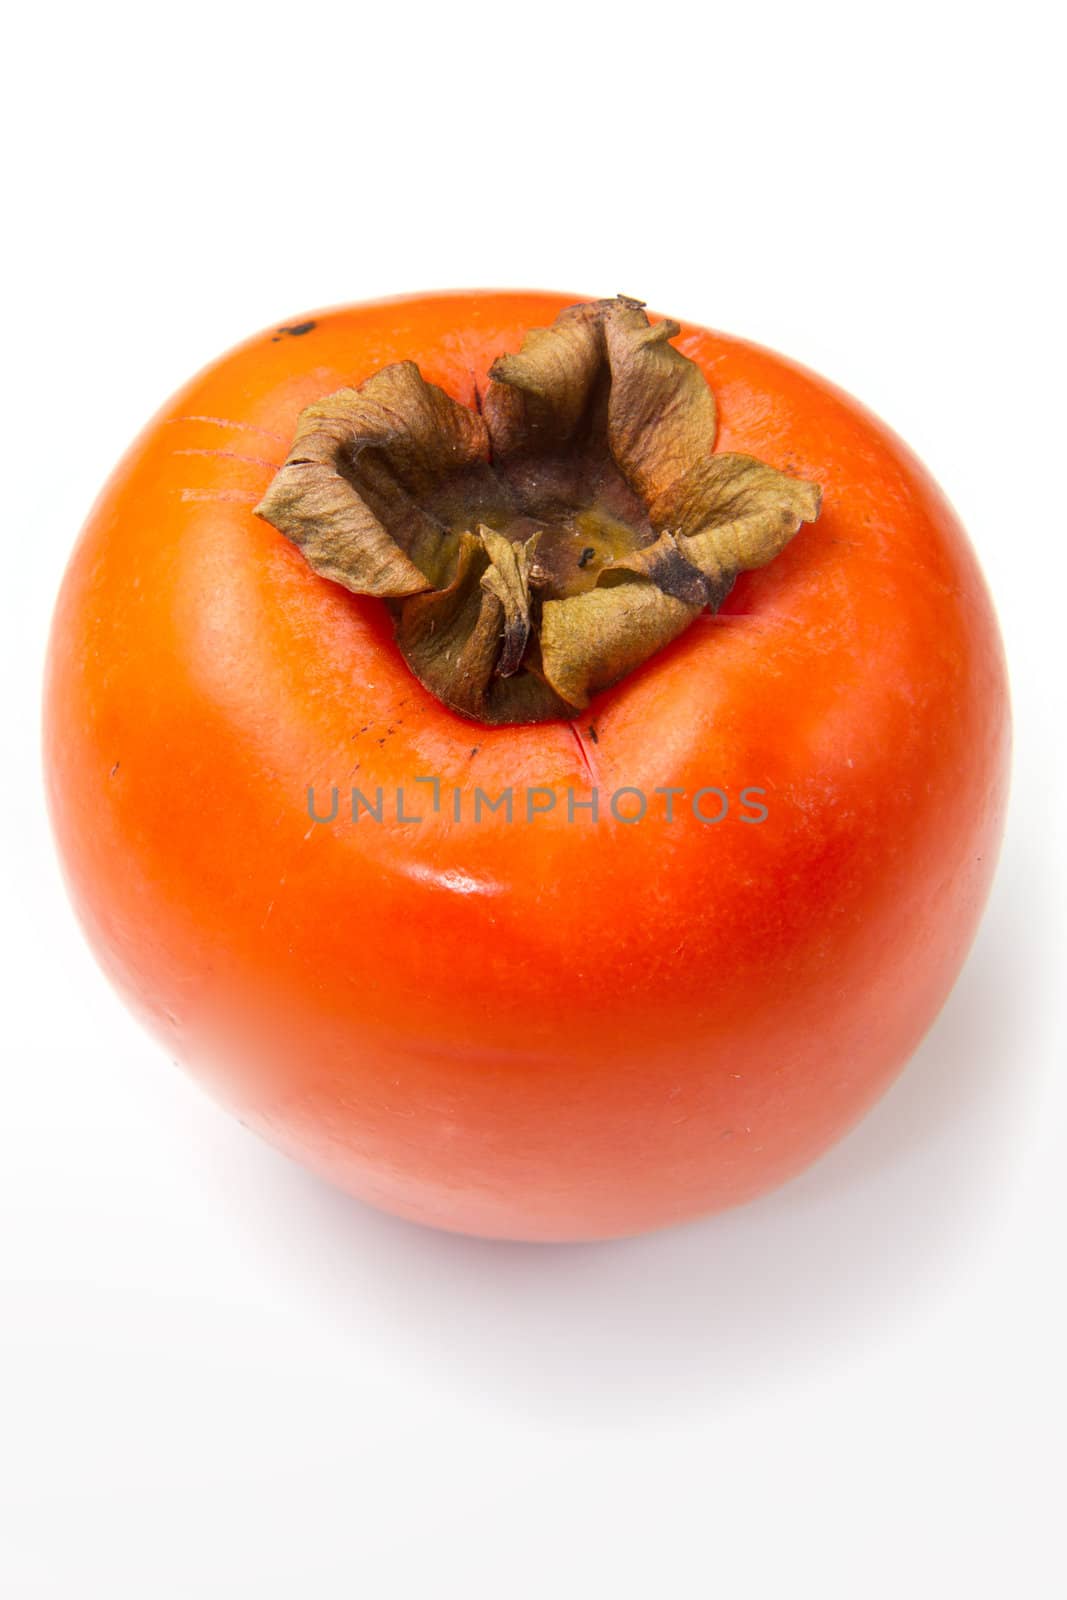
[255, 298, 822, 724]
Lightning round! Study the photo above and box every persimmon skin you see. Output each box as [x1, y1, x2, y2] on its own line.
[43, 292, 1009, 1241]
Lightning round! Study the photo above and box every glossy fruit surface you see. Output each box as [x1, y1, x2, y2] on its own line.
[43, 292, 1009, 1240]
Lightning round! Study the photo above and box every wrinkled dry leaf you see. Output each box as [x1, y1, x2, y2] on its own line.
[255, 298, 822, 724]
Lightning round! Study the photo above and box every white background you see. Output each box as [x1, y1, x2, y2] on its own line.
[3, 3, 1064, 1595]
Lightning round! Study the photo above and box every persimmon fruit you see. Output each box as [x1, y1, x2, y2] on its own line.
[43, 291, 1009, 1241]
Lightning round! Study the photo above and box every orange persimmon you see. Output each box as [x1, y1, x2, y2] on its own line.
[43, 291, 1009, 1240]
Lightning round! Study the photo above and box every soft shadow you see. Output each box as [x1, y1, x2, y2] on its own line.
[232, 839, 1040, 1429]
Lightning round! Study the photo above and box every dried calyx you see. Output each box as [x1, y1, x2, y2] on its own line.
[255, 296, 822, 725]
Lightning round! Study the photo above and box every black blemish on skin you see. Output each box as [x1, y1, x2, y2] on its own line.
[587, 726, 599, 744]
[577, 547, 596, 569]
[272, 321, 317, 343]
[110, 761, 120, 777]
[469, 746, 480, 759]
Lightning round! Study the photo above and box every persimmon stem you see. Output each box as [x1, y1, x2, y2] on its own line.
[256, 297, 821, 725]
